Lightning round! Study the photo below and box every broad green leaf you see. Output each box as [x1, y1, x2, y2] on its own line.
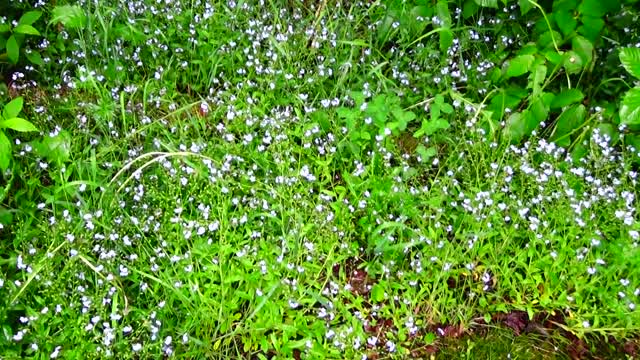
[18, 11, 43, 26]
[543, 49, 564, 65]
[0, 118, 38, 132]
[620, 47, 640, 79]
[528, 96, 551, 132]
[3, 97, 24, 119]
[371, 284, 385, 302]
[409, 6, 433, 35]
[563, 51, 584, 75]
[537, 30, 562, 49]
[505, 54, 535, 78]
[50, 5, 87, 29]
[0, 24, 10, 33]
[436, 0, 452, 27]
[578, 16, 604, 43]
[463, 0, 480, 18]
[551, 104, 586, 146]
[528, 64, 547, 97]
[35, 130, 71, 163]
[504, 111, 527, 143]
[519, 0, 533, 14]
[439, 28, 453, 52]
[596, 123, 619, 145]
[416, 145, 437, 161]
[414, 118, 450, 137]
[13, 24, 40, 36]
[0, 132, 11, 171]
[6, 35, 19, 64]
[578, 0, 606, 17]
[620, 88, 640, 125]
[571, 35, 593, 66]
[551, 89, 584, 108]
[25, 51, 44, 66]
[474, 0, 498, 8]
[554, 10, 577, 36]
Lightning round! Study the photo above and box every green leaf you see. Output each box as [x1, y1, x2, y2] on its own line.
[371, 284, 385, 303]
[0, 24, 10, 33]
[414, 118, 450, 137]
[504, 112, 527, 143]
[463, 0, 480, 18]
[3, 97, 24, 119]
[563, 51, 584, 75]
[620, 88, 640, 125]
[554, 10, 577, 36]
[436, 0, 452, 27]
[37, 130, 71, 163]
[0, 118, 38, 132]
[25, 51, 44, 66]
[528, 64, 547, 97]
[577, 16, 604, 43]
[6, 35, 19, 64]
[620, 47, 640, 79]
[551, 104, 586, 146]
[13, 24, 40, 36]
[474, 0, 498, 8]
[0, 132, 11, 171]
[551, 89, 584, 108]
[416, 145, 438, 161]
[571, 35, 593, 66]
[579, 0, 606, 17]
[50, 5, 87, 30]
[505, 54, 535, 78]
[439, 28, 453, 52]
[537, 30, 562, 49]
[519, 0, 533, 14]
[18, 11, 43, 26]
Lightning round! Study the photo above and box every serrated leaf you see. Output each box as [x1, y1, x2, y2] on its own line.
[474, 0, 498, 8]
[3, 97, 23, 119]
[551, 89, 584, 108]
[50, 5, 87, 30]
[0, 132, 11, 171]
[620, 47, 640, 79]
[0, 118, 38, 132]
[13, 24, 40, 36]
[19, 11, 43, 26]
[6, 35, 19, 64]
[620, 88, 640, 125]
[505, 54, 535, 78]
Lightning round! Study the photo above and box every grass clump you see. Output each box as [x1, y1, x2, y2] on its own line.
[1, 0, 640, 358]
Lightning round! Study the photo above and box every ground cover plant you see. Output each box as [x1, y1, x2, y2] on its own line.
[1, 0, 640, 358]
